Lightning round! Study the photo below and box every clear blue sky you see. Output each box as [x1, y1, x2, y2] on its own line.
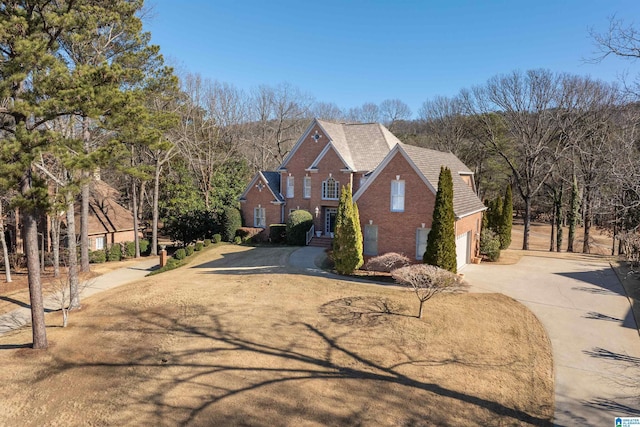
[145, 0, 639, 117]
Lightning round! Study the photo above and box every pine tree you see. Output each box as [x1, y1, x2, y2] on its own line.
[424, 167, 457, 273]
[333, 185, 364, 274]
[499, 184, 513, 249]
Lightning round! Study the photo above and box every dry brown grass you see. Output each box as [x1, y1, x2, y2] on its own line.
[0, 245, 553, 426]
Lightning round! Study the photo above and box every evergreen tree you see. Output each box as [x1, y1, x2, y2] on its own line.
[489, 196, 503, 233]
[332, 185, 364, 274]
[424, 167, 457, 273]
[499, 184, 513, 249]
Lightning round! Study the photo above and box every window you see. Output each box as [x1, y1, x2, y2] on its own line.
[254, 206, 266, 228]
[416, 228, 431, 260]
[303, 176, 311, 198]
[286, 176, 294, 198]
[322, 177, 339, 200]
[95, 236, 105, 250]
[391, 180, 405, 212]
[363, 225, 378, 256]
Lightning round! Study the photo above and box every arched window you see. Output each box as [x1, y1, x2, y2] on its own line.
[322, 177, 339, 200]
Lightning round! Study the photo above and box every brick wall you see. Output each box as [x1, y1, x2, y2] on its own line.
[240, 175, 283, 234]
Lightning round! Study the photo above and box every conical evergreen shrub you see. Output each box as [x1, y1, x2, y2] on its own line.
[424, 167, 457, 273]
[332, 185, 364, 274]
[499, 184, 513, 249]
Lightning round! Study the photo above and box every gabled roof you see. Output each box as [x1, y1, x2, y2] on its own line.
[280, 118, 400, 173]
[239, 171, 284, 204]
[354, 143, 486, 219]
[74, 180, 136, 235]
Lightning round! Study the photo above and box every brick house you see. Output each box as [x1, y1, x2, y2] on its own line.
[240, 119, 486, 269]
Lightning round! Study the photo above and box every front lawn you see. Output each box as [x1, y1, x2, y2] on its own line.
[0, 245, 553, 426]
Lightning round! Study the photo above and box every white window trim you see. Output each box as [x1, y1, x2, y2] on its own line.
[254, 206, 266, 228]
[303, 176, 311, 199]
[391, 180, 405, 212]
[95, 236, 105, 251]
[322, 177, 339, 200]
[286, 176, 294, 198]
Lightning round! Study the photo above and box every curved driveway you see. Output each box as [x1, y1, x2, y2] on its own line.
[462, 255, 640, 427]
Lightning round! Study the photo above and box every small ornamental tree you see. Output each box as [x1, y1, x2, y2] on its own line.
[424, 167, 457, 273]
[391, 264, 467, 318]
[333, 185, 364, 274]
[499, 184, 513, 249]
[364, 252, 410, 272]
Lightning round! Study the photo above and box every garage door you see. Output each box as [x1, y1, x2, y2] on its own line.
[456, 231, 470, 270]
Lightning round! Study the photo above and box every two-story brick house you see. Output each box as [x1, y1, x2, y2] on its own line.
[240, 119, 486, 268]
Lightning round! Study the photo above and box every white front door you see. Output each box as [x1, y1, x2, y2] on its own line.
[456, 231, 470, 270]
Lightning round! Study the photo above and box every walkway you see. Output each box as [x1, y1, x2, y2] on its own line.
[0, 257, 158, 335]
[463, 256, 640, 427]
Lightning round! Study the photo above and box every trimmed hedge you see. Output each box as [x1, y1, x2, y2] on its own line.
[89, 250, 106, 264]
[212, 234, 222, 244]
[107, 244, 122, 262]
[286, 210, 313, 246]
[236, 227, 266, 243]
[269, 224, 287, 244]
[234, 236, 242, 244]
[185, 245, 195, 256]
[195, 242, 204, 251]
[174, 248, 186, 260]
[203, 239, 211, 247]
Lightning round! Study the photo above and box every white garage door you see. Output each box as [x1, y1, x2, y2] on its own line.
[456, 231, 470, 270]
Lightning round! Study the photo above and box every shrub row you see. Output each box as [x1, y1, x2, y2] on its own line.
[163, 206, 243, 246]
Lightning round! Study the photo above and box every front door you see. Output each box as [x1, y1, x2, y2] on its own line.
[325, 208, 337, 235]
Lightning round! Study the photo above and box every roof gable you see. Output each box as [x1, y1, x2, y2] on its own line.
[239, 171, 284, 203]
[308, 142, 351, 171]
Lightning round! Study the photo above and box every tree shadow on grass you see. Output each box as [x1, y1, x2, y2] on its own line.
[46, 307, 553, 426]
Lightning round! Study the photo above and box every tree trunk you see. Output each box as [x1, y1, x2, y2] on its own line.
[50, 214, 60, 278]
[583, 188, 592, 254]
[0, 202, 12, 283]
[132, 178, 140, 258]
[21, 170, 48, 349]
[418, 300, 424, 319]
[567, 177, 579, 253]
[522, 196, 531, 250]
[66, 194, 80, 309]
[555, 185, 563, 252]
[549, 201, 556, 252]
[151, 160, 161, 256]
[80, 178, 90, 272]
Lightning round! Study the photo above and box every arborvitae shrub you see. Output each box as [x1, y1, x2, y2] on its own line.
[286, 210, 314, 245]
[185, 245, 195, 256]
[269, 224, 287, 244]
[89, 250, 106, 264]
[500, 185, 513, 249]
[212, 234, 222, 244]
[174, 248, 186, 260]
[332, 185, 364, 274]
[221, 206, 242, 242]
[195, 242, 204, 251]
[423, 167, 457, 273]
[107, 244, 122, 262]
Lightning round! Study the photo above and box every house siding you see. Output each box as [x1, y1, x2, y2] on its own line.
[281, 129, 352, 232]
[240, 176, 282, 234]
[356, 152, 436, 259]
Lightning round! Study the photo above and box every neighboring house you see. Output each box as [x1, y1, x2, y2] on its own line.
[240, 119, 486, 268]
[6, 178, 138, 254]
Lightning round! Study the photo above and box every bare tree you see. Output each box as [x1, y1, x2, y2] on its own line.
[380, 99, 412, 131]
[347, 102, 381, 123]
[312, 102, 345, 121]
[462, 69, 567, 250]
[391, 264, 467, 318]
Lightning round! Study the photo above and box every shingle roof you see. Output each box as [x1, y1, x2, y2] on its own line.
[261, 171, 284, 202]
[316, 120, 399, 172]
[398, 143, 486, 218]
[74, 180, 136, 235]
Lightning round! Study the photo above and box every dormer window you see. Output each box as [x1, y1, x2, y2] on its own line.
[322, 176, 339, 200]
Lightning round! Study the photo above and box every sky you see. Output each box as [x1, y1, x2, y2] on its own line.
[144, 0, 640, 118]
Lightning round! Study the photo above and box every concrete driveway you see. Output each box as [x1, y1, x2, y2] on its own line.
[463, 255, 640, 427]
